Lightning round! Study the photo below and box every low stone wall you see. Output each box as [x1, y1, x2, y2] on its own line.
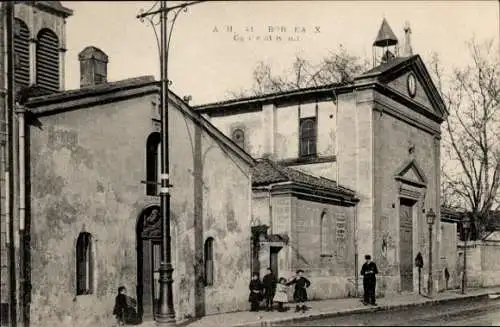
[458, 239, 500, 288]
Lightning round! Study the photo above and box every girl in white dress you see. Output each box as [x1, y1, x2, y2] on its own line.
[273, 277, 289, 312]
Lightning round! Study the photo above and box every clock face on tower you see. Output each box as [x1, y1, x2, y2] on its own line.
[407, 73, 417, 98]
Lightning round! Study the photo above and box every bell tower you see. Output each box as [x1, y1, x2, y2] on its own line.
[372, 18, 399, 67]
[13, 1, 73, 93]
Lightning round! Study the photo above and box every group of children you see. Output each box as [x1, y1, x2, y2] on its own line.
[249, 268, 311, 313]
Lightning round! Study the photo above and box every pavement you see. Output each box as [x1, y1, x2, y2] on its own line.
[139, 286, 500, 327]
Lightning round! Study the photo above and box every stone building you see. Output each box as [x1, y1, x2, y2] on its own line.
[22, 49, 254, 326]
[195, 19, 449, 298]
[1, 2, 73, 325]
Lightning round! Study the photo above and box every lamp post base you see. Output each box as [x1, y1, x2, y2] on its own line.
[427, 275, 433, 298]
[155, 263, 176, 327]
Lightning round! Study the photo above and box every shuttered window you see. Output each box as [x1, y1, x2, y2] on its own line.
[36, 29, 59, 92]
[14, 18, 30, 88]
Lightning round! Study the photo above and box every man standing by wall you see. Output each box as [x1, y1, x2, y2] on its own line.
[361, 255, 378, 306]
[262, 268, 277, 311]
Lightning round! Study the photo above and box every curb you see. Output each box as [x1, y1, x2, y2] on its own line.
[233, 292, 496, 327]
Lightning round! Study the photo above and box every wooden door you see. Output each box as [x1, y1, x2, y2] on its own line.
[137, 207, 162, 321]
[270, 247, 280, 277]
[399, 199, 414, 292]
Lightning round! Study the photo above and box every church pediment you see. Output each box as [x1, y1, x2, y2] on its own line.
[395, 158, 427, 187]
[357, 55, 447, 123]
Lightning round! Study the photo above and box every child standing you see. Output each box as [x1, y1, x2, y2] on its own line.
[273, 277, 289, 312]
[288, 269, 311, 313]
[248, 273, 263, 312]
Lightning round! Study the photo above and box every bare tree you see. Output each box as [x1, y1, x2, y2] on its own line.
[431, 38, 500, 237]
[225, 45, 369, 99]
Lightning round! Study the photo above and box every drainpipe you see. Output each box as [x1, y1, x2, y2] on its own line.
[17, 104, 26, 327]
[354, 203, 359, 298]
[6, 2, 18, 326]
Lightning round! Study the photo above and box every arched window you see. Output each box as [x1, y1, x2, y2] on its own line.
[204, 237, 214, 286]
[231, 128, 245, 150]
[14, 18, 30, 88]
[36, 28, 59, 92]
[299, 118, 317, 157]
[320, 211, 329, 255]
[76, 232, 93, 295]
[146, 133, 161, 196]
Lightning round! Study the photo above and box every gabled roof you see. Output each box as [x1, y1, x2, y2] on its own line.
[23, 76, 256, 168]
[252, 159, 356, 200]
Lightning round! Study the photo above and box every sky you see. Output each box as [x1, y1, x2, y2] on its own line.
[61, 1, 499, 106]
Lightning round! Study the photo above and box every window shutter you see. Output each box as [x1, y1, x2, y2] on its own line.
[14, 19, 30, 88]
[36, 29, 59, 92]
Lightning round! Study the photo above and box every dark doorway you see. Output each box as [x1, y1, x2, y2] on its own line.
[270, 247, 280, 277]
[136, 206, 162, 321]
[399, 198, 415, 292]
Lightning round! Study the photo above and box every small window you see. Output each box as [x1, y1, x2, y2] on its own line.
[232, 129, 245, 150]
[146, 133, 161, 196]
[76, 232, 93, 295]
[299, 118, 317, 157]
[204, 238, 214, 286]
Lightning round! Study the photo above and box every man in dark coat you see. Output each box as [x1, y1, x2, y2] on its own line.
[262, 267, 277, 311]
[248, 273, 263, 312]
[361, 254, 379, 305]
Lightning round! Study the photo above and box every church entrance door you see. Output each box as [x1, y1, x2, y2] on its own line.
[399, 199, 414, 292]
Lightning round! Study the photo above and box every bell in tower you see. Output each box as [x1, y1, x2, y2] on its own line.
[372, 18, 399, 67]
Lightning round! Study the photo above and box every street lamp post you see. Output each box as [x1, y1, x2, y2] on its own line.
[461, 215, 470, 295]
[426, 208, 436, 298]
[137, 1, 203, 326]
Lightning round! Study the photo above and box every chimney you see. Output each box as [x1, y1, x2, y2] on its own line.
[78, 46, 109, 88]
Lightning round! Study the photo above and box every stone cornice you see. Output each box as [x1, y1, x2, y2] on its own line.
[371, 94, 441, 136]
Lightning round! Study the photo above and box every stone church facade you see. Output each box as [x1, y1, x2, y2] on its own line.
[195, 20, 448, 298]
[1, 3, 455, 326]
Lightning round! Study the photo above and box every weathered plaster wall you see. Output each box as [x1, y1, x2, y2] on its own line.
[204, 110, 266, 158]
[439, 222, 458, 290]
[336, 90, 374, 283]
[293, 198, 355, 299]
[207, 99, 336, 163]
[372, 92, 441, 295]
[28, 93, 252, 326]
[459, 241, 500, 288]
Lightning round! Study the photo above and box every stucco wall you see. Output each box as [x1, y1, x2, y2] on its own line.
[206, 99, 337, 163]
[459, 241, 500, 288]
[293, 198, 356, 299]
[28, 93, 252, 326]
[371, 91, 441, 295]
[439, 222, 458, 290]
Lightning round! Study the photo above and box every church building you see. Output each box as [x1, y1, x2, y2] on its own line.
[1, 3, 457, 326]
[195, 18, 449, 299]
